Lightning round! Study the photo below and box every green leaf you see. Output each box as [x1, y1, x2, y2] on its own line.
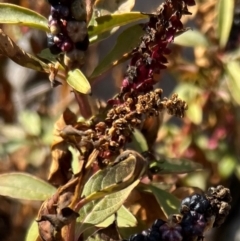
[174, 29, 209, 47]
[25, 220, 38, 241]
[0, 173, 56, 200]
[186, 102, 202, 125]
[131, 129, 148, 153]
[19, 110, 41, 136]
[148, 184, 180, 217]
[67, 69, 91, 94]
[225, 61, 240, 105]
[96, 215, 115, 228]
[88, 12, 148, 42]
[82, 152, 147, 202]
[150, 157, 202, 174]
[38, 48, 59, 62]
[90, 24, 144, 79]
[216, 0, 234, 48]
[0, 3, 48, 32]
[218, 154, 236, 178]
[79, 180, 139, 225]
[116, 205, 137, 227]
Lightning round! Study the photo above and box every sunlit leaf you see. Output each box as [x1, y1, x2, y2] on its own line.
[148, 184, 180, 217]
[186, 102, 202, 125]
[116, 205, 137, 227]
[88, 12, 148, 42]
[219, 154, 236, 178]
[82, 152, 147, 202]
[216, 0, 234, 48]
[225, 61, 240, 105]
[0, 173, 56, 201]
[90, 24, 144, 79]
[67, 69, 91, 94]
[19, 110, 41, 136]
[25, 220, 39, 241]
[150, 157, 202, 174]
[0, 3, 48, 32]
[96, 215, 115, 228]
[79, 180, 140, 226]
[174, 29, 209, 47]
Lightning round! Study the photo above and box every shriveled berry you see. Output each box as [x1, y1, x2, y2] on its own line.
[75, 35, 89, 51]
[52, 5, 70, 18]
[71, 0, 87, 21]
[48, 0, 59, 5]
[64, 49, 85, 69]
[67, 21, 87, 43]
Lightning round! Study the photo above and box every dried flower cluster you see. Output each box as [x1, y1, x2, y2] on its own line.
[116, 0, 195, 101]
[126, 186, 232, 241]
[69, 0, 195, 163]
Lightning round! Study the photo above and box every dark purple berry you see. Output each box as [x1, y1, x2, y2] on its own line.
[151, 219, 165, 230]
[47, 34, 55, 47]
[160, 222, 182, 241]
[48, 0, 60, 5]
[148, 230, 162, 241]
[181, 211, 206, 238]
[49, 45, 62, 55]
[180, 194, 210, 214]
[61, 41, 73, 52]
[129, 234, 147, 241]
[52, 5, 70, 18]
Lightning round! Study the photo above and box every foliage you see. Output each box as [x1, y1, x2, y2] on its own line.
[0, 0, 238, 241]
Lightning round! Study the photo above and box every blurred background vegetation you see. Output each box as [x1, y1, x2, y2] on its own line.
[1, 0, 240, 240]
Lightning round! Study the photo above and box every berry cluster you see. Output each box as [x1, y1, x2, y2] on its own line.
[47, 0, 89, 69]
[125, 186, 231, 241]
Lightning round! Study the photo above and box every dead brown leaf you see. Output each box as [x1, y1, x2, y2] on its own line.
[48, 108, 77, 186]
[0, 28, 49, 73]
